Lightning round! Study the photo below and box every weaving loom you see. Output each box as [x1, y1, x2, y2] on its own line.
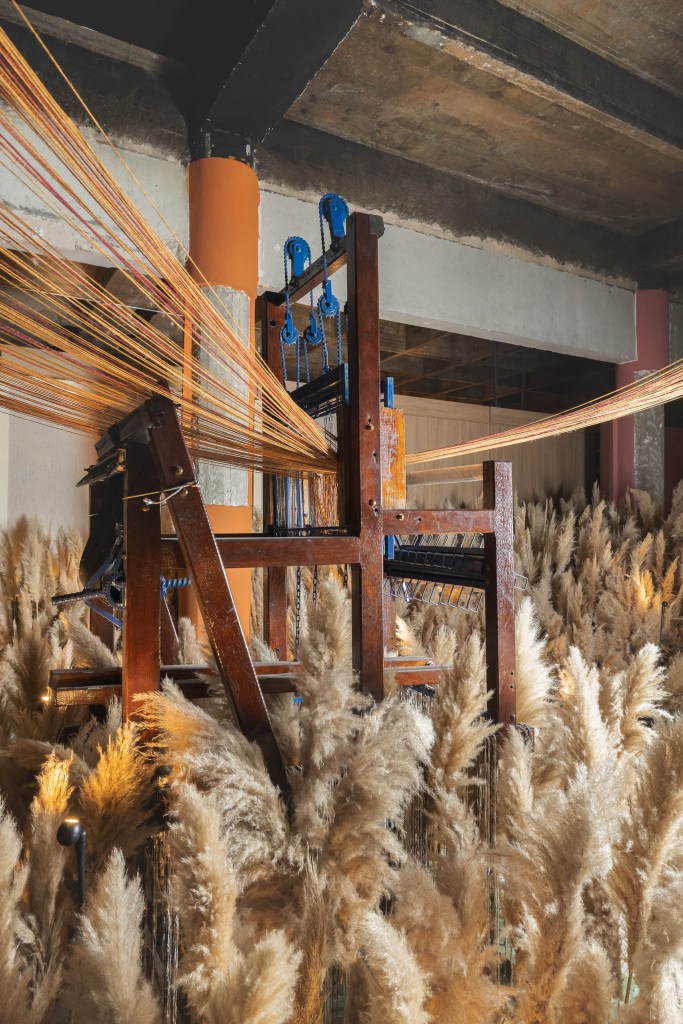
[0, 1, 675, 777]
[46, 209, 518, 800]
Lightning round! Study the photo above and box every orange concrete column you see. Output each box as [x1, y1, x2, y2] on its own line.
[184, 156, 260, 635]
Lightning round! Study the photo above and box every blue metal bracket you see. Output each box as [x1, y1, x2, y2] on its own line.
[381, 376, 395, 409]
[284, 235, 311, 278]
[318, 278, 340, 318]
[280, 310, 299, 346]
[320, 193, 349, 240]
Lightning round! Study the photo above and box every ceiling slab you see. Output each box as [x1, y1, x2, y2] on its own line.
[497, 0, 683, 96]
[378, 0, 682, 153]
[288, 8, 683, 233]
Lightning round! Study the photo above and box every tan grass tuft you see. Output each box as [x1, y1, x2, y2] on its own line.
[169, 782, 300, 1024]
[76, 721, 155, 874]
[61, 848, 161, 1024]
[355, 911, 430, 1024]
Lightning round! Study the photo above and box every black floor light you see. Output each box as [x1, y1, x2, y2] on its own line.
[57, 817, 87, 909]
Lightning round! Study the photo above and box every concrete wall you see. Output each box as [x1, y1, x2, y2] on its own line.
[0, 412, 93, 536]
[670, 299, 683, 362]
[259, 187, 636, 364]
[399, 395, 586, 508]
[1, 119, 189, 265]
[0, 133, 185, 536]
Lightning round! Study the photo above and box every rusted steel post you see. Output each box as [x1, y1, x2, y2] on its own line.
[482, 460, 516, 726]
[346, 213, 385, 701]
[260, 294, 289, 657]
[122, 442, 162, 720]
[144, 395, 290, 801]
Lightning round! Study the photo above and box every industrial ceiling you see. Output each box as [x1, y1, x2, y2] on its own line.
[0, 0, 679, 410]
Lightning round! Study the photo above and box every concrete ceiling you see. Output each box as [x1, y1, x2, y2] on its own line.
[0, 0, 680, 289]
[287, 4, 682, 235]
[497, 0, 683, 95]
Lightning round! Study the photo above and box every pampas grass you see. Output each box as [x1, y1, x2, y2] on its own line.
[2, 485, 683, 1022]
[0, 796, 34, 1023]
[76, 721, 156, 875]
[553, 942, 614, 1023]
[168, 781, 300, 1024]
[62, 849, 161, 1024]
[610, 716, 683, 979]
[139, 682, 291, 884]
[389, 631, 508, 1024]
[139, 578, 434, 1021]
[514, 598, 554, 727]
[0, 788, 73, 1024]
[353, 912, 430, 1024]
[25, 753, 73, 1013]
[429, 633, 497, 795]
[497, 734, 618, 1022]
[622, 882, 683, 1022]
[515, 486, 683, 678]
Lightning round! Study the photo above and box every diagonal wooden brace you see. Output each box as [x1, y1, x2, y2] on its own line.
[142, 394, 290, 802]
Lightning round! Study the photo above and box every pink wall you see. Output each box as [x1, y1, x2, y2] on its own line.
[601, 290, 669, 502]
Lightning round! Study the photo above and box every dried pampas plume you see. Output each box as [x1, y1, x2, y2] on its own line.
[515, 597, 554, 728]
[354, 912, 430, 1024]
[429, 633, 497, 797]
[62, 848, 161, 1024]
[169, 781, 300, 1024]
[0, 796, 33, 1022]
[76, 721, 156, 874]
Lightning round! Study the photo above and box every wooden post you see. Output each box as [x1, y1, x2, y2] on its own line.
[144, 395, 290, 800]
[346, 213, 385, 701]
[122, 442, 162, 720]
[482, 460, 516, 725]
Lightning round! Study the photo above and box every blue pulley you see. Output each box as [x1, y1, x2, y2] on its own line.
[284, 235, 311, 278]
[320, 193, 348, 240]
[304, 310, 324, 347]
[280, 310, 299, 346]
[318, 278, 339, 318]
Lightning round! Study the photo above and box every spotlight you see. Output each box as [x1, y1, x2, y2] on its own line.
[57, 817, 87, 909]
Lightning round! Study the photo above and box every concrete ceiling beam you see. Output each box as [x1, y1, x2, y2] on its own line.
[189, 0, 363, 157]
[637, 219, 683, 288]
[376, 0, 683, 157]
[258, 120, 639, 286]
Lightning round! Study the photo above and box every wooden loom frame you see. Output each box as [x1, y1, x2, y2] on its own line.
[48, 212, 516, 796]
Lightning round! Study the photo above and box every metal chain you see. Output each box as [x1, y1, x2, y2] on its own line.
[312, 565, 319, 605]
[295, 565, 302, 656]
[342, 563, 349, 589]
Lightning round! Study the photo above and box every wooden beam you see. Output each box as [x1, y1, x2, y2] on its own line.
[122, 442, 161, 721]
[346, 213, 386, 702]
[145, 396, 291, 800]
[162, 533, 361, 568]
[384, 508, 495, 534]
[379, 0, 683, 155]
